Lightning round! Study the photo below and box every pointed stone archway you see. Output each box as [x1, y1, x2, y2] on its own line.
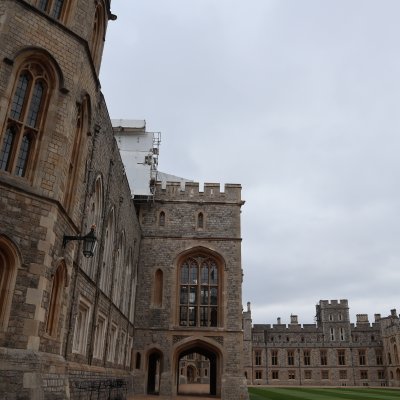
[175, 339, 222, 397]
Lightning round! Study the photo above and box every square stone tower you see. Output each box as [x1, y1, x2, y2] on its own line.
[133, 181, 249, 400]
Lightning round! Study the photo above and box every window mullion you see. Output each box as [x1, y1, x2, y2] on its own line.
[8, 125, 24, 174]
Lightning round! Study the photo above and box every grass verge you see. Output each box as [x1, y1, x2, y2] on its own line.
[248, 387, 400, 400]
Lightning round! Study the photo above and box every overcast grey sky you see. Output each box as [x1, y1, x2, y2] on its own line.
[100, 1, 400, 325]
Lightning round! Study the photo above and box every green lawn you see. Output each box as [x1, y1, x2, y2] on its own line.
[248, 387, 400, 400]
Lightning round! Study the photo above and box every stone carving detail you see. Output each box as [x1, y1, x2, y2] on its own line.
[173, 335, 189, 344]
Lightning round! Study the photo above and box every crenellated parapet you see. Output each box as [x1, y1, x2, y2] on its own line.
[155, 181, 243, 203]
[319, 299, 349, 307]
[254, 323, 318, 332]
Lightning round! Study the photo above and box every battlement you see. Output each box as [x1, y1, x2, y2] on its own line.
[356, 314, 369, 323]
[155, 181, 242, 203]
[319, 299, 348, 308]
[254, 323, 318, 332]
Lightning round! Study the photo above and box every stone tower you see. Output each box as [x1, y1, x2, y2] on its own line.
[316, 299, 351, 342]
[133, 181, 249, 399]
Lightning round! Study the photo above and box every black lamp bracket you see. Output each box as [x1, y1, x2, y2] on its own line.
[63, 234, 88, 248]
[62, 226, 97, 258]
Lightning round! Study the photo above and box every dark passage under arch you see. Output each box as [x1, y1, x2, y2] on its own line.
[177, 345, 218, 396]
[147, 351, 162, 395]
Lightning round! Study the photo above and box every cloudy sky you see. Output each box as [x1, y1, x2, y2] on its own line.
[100, 1, 400, 325]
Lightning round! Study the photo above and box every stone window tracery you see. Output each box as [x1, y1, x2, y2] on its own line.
[179, 255, 219, 327]
[0, 62, 52, 179]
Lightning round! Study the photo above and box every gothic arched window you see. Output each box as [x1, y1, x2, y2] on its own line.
[0, 236, 19, 332]
[64, 96, 90, 213]
[100, 208, 115, 295]
[90, 2, 106, 71]
[0, 62, 52, 179]
[179, 255, 219, 327]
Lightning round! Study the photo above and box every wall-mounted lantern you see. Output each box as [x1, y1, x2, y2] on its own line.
[63, 225, 97, 258]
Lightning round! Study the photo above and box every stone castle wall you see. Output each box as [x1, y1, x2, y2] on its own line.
[244, 300, 400, 388]
[0, 1, 141, 398]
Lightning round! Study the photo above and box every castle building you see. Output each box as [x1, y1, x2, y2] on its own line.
[179, 353, 210, 386]
[244, 300, 400, 388]
[0, 1, 248, 399]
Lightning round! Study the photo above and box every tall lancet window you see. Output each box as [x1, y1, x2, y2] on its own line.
[179, 255, 219, 327]
[0, 62, 52, 179]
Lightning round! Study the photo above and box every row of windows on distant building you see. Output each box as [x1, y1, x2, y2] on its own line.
[254, 331, 376, 343]
[252, 369, 390, 382]
[253, 349, 385, 367]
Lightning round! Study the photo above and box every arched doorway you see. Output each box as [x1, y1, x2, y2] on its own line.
[187, 365, 196, 383]
[147, 350, 163, 395]
[176, 342, 220, 397]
